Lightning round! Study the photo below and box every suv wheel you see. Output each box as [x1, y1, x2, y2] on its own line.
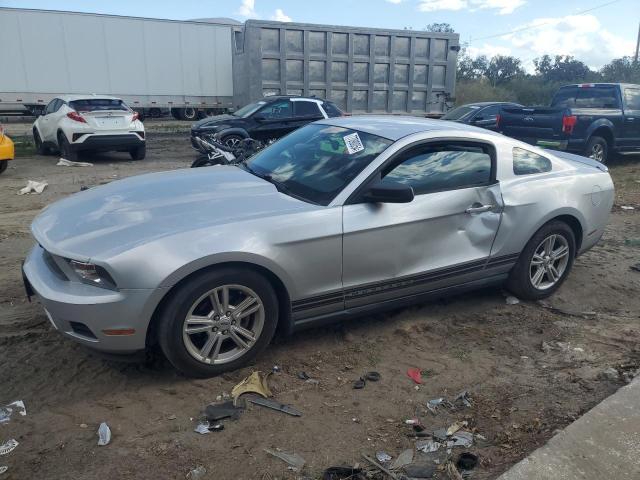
[222, 134, 243, 149]
[506, 221, 576, 300]
[58, 132, 78, 161]
[129, 144, 146, 160]
[33, 129, 48, 155]
[158, 268, 278, 378]
[584, 136, 607, 164]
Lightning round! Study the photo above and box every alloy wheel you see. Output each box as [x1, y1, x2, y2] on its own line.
[529, 234, 570, 290]
[182, 284, 264, 365]
[224, 137, 241, 148]
[589, 143, 604, 162]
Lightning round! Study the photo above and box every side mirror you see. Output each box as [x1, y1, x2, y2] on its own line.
[362, 180, 414, 203]
[253, 113, 266, 122]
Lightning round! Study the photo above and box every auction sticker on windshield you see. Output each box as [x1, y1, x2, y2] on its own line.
[344, 132, 364, 154]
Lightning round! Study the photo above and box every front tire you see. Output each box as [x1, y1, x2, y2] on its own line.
[158, 268, 278, 378]
[129, 144, 146, 160]
[33, 129, 48, 155]
[506, 221, 576, 300]
[584, 136, 608, 164]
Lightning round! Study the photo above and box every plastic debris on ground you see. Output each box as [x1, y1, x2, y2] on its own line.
[403, 463, 436, 478]
[505, 295, 520, 305]
[446, 421, 467, 436]
[246, 395, 302, 416]
[620, 205, 635, 210]
[0, 440, 18, 456]
[97, 422, 111, 446]
[18, 180, 48, 195]
[427, 397, 445, 415]
[194, 421, 224, 434]
[322, 466, 365, 480]
[407, 367, 423, 384]
[0, 400, 26, 424]
[416, 439, 441, 453]
[231, 371, 272, 405]
[448, 431, 473, 448]
[57, 158, 94, 167]
[205, 399, 245, 421]
[453, 391, 472, 408]
[265, 448, 305, 472]
[361, 453, 400, 480]
[391, 449, 414, 470]
[186, 465, 207, 479]
[375, 451, 392, 463]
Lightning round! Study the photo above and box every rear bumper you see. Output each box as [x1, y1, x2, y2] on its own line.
[22, 244, 159, 354]
[0, 135, 14, 160]
[71, 133, 144, 152]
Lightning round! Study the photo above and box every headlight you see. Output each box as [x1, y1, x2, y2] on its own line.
[68, 260, 117, 289]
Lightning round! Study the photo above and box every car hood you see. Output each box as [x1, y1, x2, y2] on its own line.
[31, 166, 315, 261]
[192, 114, 239, 129]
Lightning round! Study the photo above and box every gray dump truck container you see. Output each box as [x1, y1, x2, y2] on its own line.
[233, 20, 459, 115]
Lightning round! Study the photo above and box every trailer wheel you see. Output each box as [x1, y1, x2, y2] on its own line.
[180, 107, 198, 121]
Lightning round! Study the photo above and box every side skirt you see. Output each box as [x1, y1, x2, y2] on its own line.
[291, 273, 508, 332]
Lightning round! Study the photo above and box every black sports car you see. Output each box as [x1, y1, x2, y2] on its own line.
[441, 101, 522, 131]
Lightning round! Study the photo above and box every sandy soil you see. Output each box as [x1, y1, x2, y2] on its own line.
[0, 124, 639, 480]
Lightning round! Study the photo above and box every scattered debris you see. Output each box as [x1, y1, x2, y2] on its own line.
[446, 421, 467, 436]
[505, 295, 520, 305]
[601, 367, 620, 382]
[353, 377, 366, 389]
[375, 451, 392, 463]
[620, 205, 635, 210]
[361, 453, 400, 480]
[446, 461, 464, 480]
[297, 371, 310, 380]
[322, 466, 365, 480]
[232, 371, 272, 405]
[427, 397, 445, 415]
[97, 422, 111, 446]
[166, 414, 177, 420]
[205, 400, 244, 421]
[365, 371, 381, 382]
[407, 367, 423, 384]
[403, 463, 436, 478]
[194, 421, 225, 434]
[57, 158, 93, 167]
[272, 365, 281, 373]
[416, 439, 441, 453]
[404, 418, 422, 426]
[433, 428, 448, 442]
[449, 431, 473, 448]
[79, 423, 88, 429]
[453, 391, 472, 408]
[0, 400, 26, 424]
[247, 395, 302, 417]
[265, 448, 305, 472]
[391, 449, 414, 470]
[18, 180, 48, 195]
[456, 452, 478, 471]
[186, 466, 207, 479]
[0, 439, 18, 456]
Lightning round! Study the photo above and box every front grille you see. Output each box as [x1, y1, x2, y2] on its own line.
[42, 249, 68, 281]
[69, 321, 97, 339]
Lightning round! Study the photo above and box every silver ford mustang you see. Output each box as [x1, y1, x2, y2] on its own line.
[23, 117, 614, 377]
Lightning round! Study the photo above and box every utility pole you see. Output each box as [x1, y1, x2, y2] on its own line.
[635, 21, 640, 63]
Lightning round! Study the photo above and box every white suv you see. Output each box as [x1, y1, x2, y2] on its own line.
[33, 95, 145, 161]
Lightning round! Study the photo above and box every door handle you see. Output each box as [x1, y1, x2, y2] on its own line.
[465, 203, 493, 214]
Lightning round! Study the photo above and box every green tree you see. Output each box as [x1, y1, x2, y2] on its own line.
[424, 22, 454, 33]
[485, 55, 524, 86]
[533, 55, 595, 82]
[600, 56, 640, 83]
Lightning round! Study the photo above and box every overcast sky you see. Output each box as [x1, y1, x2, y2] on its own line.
[2, 0, 638, 71]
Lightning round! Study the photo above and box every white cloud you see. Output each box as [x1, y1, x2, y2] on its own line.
[467, 43, 512, 58]
[237, 0, 258, 18]
[386, 0, 403, 3]
[417, 0, 525, 14]
[270, 8, 292, 22]
[506, 14, 636, 69]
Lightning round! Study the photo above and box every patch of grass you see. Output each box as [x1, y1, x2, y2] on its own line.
[12, 137, 36, 156]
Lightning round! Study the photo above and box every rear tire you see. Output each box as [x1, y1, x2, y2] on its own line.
[129, 144, 146, 160]
[584, 136, 608, 164]
[0, 160, 7, 175]
[158, 268, 279, 378]
[506, 221, 576, 300]
[58, 132, 78, 161]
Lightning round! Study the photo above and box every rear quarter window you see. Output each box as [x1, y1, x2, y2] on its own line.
[513, 147, 552, 175]
[322, 101, 344, 117]
[69, 99, 128, 112]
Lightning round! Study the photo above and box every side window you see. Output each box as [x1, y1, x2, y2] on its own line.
[382, 143, 493, 195]
[294, 101, 322, 118]
[513, 147, 552, 175]
[53, 99, 64, 112]
[44, 99, 58, 115]
[575, 87, 620, 108]
[477, 104, 500, 120]
[624, 88, 640, 110]
[322, 101, 344, 117]
[258, 100, 292, 119]
[551, 87, 577, 107]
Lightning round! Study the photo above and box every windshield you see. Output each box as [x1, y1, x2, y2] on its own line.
[242, 124, 392, 205]
[441, 105, 479, 120]
[69, 99, 128, 112]
[233, 101, 266, 118]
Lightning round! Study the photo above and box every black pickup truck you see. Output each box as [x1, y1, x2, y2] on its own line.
[499, 83, 640, 163]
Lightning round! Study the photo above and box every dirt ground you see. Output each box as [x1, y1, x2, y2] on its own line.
[1, 122, 639, 480]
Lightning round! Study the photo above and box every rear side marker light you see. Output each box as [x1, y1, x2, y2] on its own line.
[102, 328, 136, 336]
[67, 111, 87, 123]
[562, 115, 577, 135]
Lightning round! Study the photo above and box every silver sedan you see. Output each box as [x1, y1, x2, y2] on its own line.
[23, 117, 614, 377]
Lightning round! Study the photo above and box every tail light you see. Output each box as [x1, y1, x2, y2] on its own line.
[562, 114, 577, 135]
[66, 111, 86, 123]
[131, 111, 139, 122]
[496, 114, 501, 129]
